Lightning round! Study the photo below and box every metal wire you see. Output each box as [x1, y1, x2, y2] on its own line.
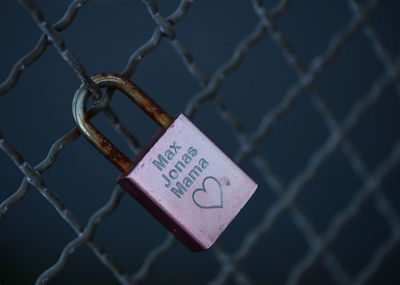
[1, 0, 399, 284]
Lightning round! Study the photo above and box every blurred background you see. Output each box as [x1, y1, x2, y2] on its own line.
[1, 0, 400, 284]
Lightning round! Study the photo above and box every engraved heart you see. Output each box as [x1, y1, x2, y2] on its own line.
[192, 176, 223, 209]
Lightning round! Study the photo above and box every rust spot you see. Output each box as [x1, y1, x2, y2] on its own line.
[96, 131, 132, 173]
[78, 73, 174, 174]
[220, 177, 231, 186]
[119, 75, 174, 128]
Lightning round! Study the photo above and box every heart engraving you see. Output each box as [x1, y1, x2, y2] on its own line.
[192, 176, 223, 209]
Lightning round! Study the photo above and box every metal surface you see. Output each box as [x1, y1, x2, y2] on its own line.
[73, 73, 173, 173]
[118, 114, 257, 251]
[0, 0, 399, 284]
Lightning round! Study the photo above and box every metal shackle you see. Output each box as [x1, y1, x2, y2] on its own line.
[72, 73, 174, 174]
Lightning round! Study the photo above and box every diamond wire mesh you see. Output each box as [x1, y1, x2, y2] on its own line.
[1, 0, 400, 284]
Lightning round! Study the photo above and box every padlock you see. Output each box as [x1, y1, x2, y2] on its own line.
[72, 73, 258, 251]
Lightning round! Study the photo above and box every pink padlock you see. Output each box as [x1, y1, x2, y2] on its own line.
[72, 73, 257, 251]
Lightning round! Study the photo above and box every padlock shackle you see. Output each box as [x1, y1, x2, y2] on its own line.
[72, 73, 174, 174]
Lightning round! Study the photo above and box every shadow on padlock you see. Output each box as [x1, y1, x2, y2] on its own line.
[72, 73, 257, 251]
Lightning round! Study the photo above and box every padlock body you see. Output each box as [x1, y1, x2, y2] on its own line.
[118, 114, 257, 251]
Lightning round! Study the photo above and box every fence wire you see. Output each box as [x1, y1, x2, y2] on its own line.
[1, 0, 399, 284]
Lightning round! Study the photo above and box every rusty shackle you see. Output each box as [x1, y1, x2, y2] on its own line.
[72, 73, 174, 174]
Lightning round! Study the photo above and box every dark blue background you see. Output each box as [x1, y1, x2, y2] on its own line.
[1, 0, 399, 284]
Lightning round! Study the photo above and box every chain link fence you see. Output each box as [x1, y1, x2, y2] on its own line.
[1, 0, 400, 284]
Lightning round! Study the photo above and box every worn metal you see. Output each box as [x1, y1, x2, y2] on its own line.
[72, 73, 174, 174]
[118, 114, 257, 251]
[0, 0, 399, 284]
